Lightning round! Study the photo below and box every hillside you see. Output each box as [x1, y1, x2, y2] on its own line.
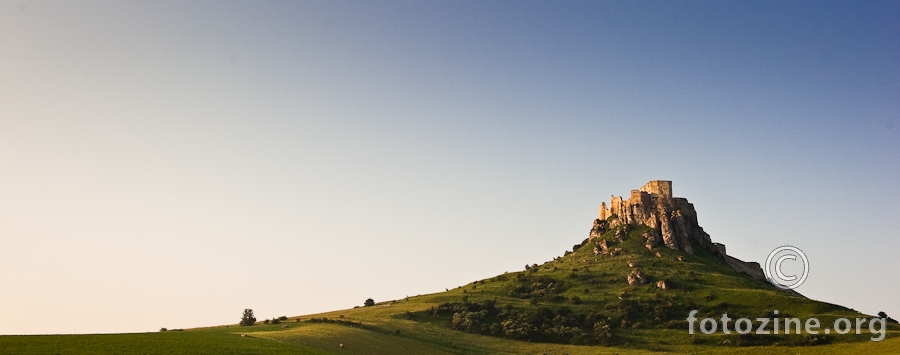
[2, 181, 898, 354]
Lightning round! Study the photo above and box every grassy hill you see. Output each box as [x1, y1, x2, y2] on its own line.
[2, 225, 898, 354]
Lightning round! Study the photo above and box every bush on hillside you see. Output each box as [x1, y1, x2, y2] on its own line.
[305, 318, 362, 327]
[422, 299, 620, 345]
[508, 276, 564, 300]
[877, 311, 899, 324]
[364, 298, 375, 307]
[239, 309, 257, 326]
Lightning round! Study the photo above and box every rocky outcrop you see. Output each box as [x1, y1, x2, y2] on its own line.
[723, 255, 766, 280]
[614, 228, 627, 242]
[642, 231, 656, 250]
[594, 181, 769, 283]
[588, 219, 607, 240]
[597, 181, 712, 254]
[711, 243, 767, 281]
[593, 239, 609, 255]
[656, 280, 668, 289]
[627, 269, 648, 285]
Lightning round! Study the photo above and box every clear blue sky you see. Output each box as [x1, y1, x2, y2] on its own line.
[1, 1, 897, 334]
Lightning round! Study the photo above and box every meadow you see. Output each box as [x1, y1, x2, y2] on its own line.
[3, 226, 897, 354]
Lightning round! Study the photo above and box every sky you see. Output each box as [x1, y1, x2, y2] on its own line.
[1, 1, 898, 335]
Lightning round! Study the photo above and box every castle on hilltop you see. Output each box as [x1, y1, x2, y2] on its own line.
[591, 180, 768, 282]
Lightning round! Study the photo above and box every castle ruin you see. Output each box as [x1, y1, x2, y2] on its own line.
[591, 180, 767, 281]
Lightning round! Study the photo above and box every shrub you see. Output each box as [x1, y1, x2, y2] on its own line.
[593, 321, 612, 345]
[418, 299, 625, 345]
[666, 320, 688, 329]
[240, 309, 257, 326]
[734, 332, 770, 346]
[791, 333, 833, 346]
[305, 318, 362, 327]
[508, 276, 564, 299]
[550, 295, 567, 303]
[616, 299, 644, 324]
[264, 319, 270, 324]
[877, 311, 899, 323]
[364, 298, 375, 307]
[278, 316, 288, 321]
[159, 328, 167, 332]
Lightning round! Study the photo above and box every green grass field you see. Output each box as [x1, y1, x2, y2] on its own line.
[2, 226, 897, 354]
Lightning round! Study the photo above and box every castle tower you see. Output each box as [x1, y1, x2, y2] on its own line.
[639, 180, 672, 198]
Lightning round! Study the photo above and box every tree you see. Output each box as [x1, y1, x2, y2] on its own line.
[878, 311, 888, 318]
[364, 298, 375, 307]
[240, 309, 257, 326]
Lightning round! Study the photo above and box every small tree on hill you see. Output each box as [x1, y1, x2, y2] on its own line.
[878, 311, 898, 323]
[240, 309, 257, 326]
[364, 298, 375, 307]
